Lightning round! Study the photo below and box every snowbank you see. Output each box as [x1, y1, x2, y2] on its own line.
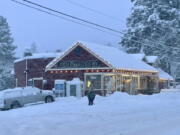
[175, 84, 180, 89]
[0, 90, 180, 135]
[161, 89, 180, 92]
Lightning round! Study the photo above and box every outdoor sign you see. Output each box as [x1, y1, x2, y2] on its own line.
[57, 60, 101, 68]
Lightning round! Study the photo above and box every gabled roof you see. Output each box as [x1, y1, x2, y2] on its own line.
[46, 42, 113, 70]
[46, 41, 157, 72]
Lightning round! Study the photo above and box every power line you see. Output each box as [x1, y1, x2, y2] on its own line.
[66, 0, 178, 43]
[21, 0, 180, 51]
[10, 1, 160, 50]
[11, 0, 158, 47]
[65, 0, 122, 22]
[11, 0, 180, 52]
[10, 0, 121, 38]
[65, 0, 179, 49]
[22, 0, 124, 34]
[65, 0, 177, 47]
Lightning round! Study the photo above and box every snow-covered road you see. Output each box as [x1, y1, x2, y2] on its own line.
[0, 91, 180, 135]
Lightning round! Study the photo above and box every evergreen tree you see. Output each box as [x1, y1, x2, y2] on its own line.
[121, 0, 180, 76]
[0, 16, 16, 90]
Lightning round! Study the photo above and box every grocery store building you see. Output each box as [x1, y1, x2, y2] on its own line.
[14, 41, 160, 95]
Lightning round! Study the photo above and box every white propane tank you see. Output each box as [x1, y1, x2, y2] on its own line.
[66, 78, 83, 98]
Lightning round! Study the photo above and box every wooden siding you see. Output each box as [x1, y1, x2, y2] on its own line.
[52, 46, 109, 69]
[14, 58, 54, 89]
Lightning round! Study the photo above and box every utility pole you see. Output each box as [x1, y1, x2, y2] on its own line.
[25, 59, 28, 87]
[42, 68, 45, 90]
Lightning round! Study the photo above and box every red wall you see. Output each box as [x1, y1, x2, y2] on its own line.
[14, 58, 54, 89]
[52, 46, 108, 69]
[14, 45, 110, 90]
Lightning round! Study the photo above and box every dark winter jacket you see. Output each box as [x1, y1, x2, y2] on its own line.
[87, 91, 96, 101]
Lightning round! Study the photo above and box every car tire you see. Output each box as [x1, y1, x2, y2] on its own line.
[45, 96, 54, 103]
[11, 101, 21, 109]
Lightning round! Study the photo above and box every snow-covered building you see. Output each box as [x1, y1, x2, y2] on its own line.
[157, 68, 173, 89]
[146, 56, 158, 67]
[14, 41, 159, 95]
[130, 53, 173, 89]
[14, 53, 61, 89]
[129, 54, 158, 66]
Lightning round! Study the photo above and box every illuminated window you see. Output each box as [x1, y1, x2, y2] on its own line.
[86, 75, 101, 90]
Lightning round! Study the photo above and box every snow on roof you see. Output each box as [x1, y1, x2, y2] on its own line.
[79, 41, 157, 72]
[158, 68, 173, 80]
[55, 80, 66, 84]
[129, 53, 145, 61]
[146, 56, 158, 64]
[46, 41, 157, 72]
[67, 78, 83, 84]
[14, 52, 64, 63]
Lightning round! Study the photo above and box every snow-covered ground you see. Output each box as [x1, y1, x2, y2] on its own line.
[0, 90, 180, 135]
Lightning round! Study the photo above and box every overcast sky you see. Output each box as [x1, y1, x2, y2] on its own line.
[0, 0, 132, 57]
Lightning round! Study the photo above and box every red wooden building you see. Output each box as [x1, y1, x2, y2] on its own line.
[14, 41, 159, 95]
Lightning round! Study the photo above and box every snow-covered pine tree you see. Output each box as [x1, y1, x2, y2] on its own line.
[0, 16, 16, 90]
[121, 0, 180, 76]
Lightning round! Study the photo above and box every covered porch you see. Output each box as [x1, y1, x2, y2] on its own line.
[84, 69, 159, 95]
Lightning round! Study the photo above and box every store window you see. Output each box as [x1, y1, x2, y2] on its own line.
[27, 79, 33, 86]
[140, 76, 147, 90]
[103, 75, 116, 92]
[122, 76, 131, 92]
[147, 76, 158, 90]
[131, 76, 139, 90]
[116, 75, 123, 91]
[86, 75, 102, 90]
